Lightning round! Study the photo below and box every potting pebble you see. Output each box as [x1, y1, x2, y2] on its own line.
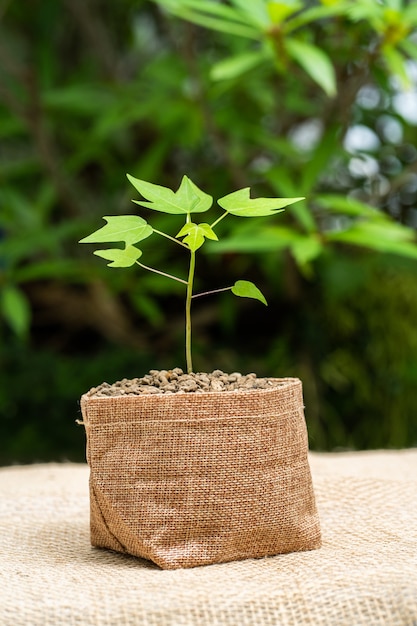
[86, 369, 282, 397]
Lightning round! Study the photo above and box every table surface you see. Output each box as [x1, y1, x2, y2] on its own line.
[1, 449, 416, 626]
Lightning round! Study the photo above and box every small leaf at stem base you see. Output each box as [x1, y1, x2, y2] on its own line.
[177, 222, 218, 251]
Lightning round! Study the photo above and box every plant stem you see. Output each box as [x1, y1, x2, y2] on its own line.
[153, 228, 189, 248]
[136, 262, 187, 284]
[192, 286, 232, 299]
[185, 249, 196, 373]
[210, 211, 228, 229]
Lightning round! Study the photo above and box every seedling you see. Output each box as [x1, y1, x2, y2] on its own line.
[80, 175, 303, 373]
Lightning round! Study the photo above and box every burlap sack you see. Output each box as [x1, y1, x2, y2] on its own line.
[80, 377, 321, 569]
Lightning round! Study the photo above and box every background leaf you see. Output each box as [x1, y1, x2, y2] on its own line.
[1, 286, 31, 338]
[3, 0, 417, 463]
[286, 38, 337, 96]
[210, 49, 268, 81]
[267, 1, 303, 24]
[230, 0, 269, 28]
[327, 221, 417, 258]
[153, 0, 259, 38]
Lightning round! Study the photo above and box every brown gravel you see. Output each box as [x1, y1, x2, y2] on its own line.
[86, 369, 281, 397]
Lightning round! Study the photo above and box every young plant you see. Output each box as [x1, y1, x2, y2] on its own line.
[79, 175, 303, 373]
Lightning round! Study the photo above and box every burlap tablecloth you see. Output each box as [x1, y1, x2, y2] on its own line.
[1, 450, 416, 626]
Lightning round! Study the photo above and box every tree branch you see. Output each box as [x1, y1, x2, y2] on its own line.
[63, 0, 124, 81]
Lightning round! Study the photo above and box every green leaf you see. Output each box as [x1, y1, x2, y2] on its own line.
[403, 4, 417, 25]
[198, 223, 219, 240]
[93, 245, 143, 267]
[1, 286, 31, 338]
[153, 0, 259, 39]
[128, 174, 213, 215]
[385, 0, 402, 11]
[79, 216, 153, 246]
[283, 3, 351, 33]
[300, 125, 340, 194]
[218, 187, 304, 217]
[230, 0, 269, 28]
[327, 220, 417, 258]
[211, 49, 269, 81]
[399, 38, 417, 59]
[290, 236, 323, 272]
[266, 169, 317, 232]
[14, 260, 81, 282]
[285, 38, 337, 96]
[206, 225, 325, 260]
[289, 199, 318, 233]
[346, 1, 383, 28]
[161, 0, 254, 25]
[382, 45, 410, 89]
[207, 226, 299, 253]
[176, 176, 213, 214]
[401, 2, 417, 26]
[42, 86, 113, 116]
[231, 280, 267, 305]
[267, 1, 303, 24]
[315, 194, 381, 219]
[177, 222, 218, 251]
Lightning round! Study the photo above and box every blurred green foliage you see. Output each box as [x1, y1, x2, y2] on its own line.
[1, 0, 417, 463]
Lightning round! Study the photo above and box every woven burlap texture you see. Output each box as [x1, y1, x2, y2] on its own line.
[80, 378, 321, 568]
[1, 451, 416, 626]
